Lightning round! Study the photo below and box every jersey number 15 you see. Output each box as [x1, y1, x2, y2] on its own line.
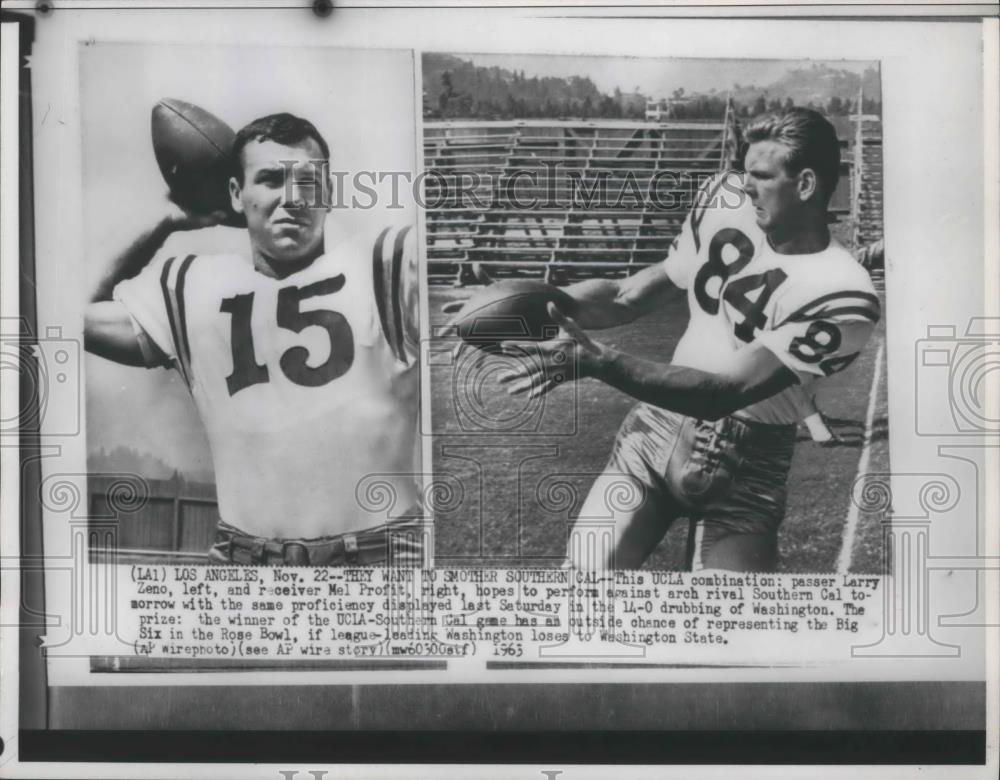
[220, 275, 354, 396]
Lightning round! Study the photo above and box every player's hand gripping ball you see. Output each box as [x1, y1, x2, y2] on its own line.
[151, 98, 246, 228]
[444, 279, 579, 352]
[497, 302, 604, 400]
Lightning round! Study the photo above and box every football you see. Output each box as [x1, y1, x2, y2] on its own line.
[150, 98, 245, 227]
[452, 280, 578, 348]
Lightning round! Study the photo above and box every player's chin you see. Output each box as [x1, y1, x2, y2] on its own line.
[269, 235, 320, 260]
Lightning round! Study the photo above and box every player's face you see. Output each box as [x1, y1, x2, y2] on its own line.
[231, 138, 331, 269]
[743, 141, 805, 236]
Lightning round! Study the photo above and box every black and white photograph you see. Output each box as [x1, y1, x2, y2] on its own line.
[427, 52, 889, 573]
[79, 43, 426, 568]
[1, 2, 995, 776]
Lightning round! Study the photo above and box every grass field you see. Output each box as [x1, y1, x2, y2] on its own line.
[429, 271, 889, 573]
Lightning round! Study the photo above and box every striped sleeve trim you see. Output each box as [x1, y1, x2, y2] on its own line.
[159, 254, 197, 385]
[372, 225, 413, 364]
[779, 290, 881, 327]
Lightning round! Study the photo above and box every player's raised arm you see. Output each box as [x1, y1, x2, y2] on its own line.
[89, 202, 225, 303]
[84, 201, 226, 366]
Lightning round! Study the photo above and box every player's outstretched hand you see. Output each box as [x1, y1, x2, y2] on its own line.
[497, 303, 605, 400]
[163, 194, 228, 232]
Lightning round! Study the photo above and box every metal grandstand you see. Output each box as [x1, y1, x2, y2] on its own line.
[424, 112, 740, 284]
[423, 105, 882, 284]
[852, 113, 884, 247]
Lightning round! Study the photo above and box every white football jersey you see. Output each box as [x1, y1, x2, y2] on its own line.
[115, 225, 421, 538]
[662, 173, 880, 424]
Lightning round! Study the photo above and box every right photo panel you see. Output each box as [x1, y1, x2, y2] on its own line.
[424, 53, 887, 574]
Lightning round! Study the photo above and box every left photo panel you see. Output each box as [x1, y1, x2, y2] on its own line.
[80, 44, 428, 569]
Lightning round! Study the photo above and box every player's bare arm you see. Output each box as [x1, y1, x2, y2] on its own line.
[559, 261, 683, 330]
[83, 201, 226, 365]
[442, 259, 680, 331]
[500, 302, 798, 420]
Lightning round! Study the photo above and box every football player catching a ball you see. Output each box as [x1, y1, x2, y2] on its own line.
[499, 108, 880, 572]
[85, 113, 423, 566]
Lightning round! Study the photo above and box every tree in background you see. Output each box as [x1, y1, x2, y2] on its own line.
[422, 54, 881, 122]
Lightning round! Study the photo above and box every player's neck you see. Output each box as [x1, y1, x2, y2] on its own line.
[766, 213, 830, 255]
[252, 242, 324, 279]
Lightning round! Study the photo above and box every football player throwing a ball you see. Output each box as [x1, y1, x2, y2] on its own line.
[499, 108, 880, 572]
[85, 114, 423, 566]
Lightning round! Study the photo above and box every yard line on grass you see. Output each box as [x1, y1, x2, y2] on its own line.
[836, 336, 886, 574]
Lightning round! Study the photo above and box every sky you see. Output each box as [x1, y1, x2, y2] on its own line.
[459, 53, 877, 100]
[81, 42, 418, 478]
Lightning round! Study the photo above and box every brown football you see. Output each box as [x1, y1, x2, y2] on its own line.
[453, 280, 578, 349]
[150, 98, 245, 227]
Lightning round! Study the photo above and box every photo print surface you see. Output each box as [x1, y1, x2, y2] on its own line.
[425, 53, 889, 574]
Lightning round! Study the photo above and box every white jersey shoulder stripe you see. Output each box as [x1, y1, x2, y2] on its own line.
[159, 254, 197, 386]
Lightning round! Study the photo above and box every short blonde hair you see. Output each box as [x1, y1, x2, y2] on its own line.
[745, 108, 841, 202]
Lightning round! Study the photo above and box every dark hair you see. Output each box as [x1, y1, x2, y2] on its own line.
[232, 113, 330, 182]
[744, 108, 841, 201]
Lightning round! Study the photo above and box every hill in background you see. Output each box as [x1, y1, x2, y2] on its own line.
[423, 53, 881, 121]
[88, 445, 215, 485]
[725, 62, 881, 116]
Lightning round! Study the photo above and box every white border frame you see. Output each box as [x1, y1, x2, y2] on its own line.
[1, 3, 996, 779]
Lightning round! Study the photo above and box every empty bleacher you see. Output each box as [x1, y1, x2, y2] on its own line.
[423, 110, 883, 285]
[424, 115, 740, 284]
